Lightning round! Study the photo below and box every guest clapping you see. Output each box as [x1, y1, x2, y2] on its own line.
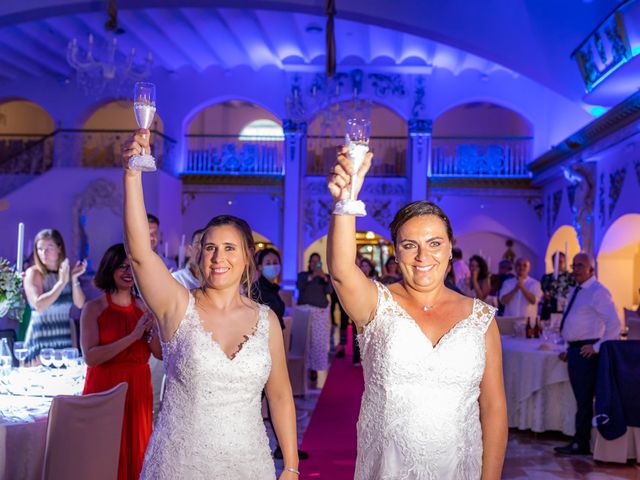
[457, 255, 491, 301]
[81, 243, 161, 480]
[23, 229, 86, 362]
[499, 257, 542, 319]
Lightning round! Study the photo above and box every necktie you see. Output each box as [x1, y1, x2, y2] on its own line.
[560, 286, 582, 331]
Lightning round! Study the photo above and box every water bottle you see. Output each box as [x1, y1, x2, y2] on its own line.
[0, 338, 12, 375]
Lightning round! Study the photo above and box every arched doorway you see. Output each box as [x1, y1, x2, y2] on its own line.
[302, 230, 393, 277]
[545, 225, 581, 274]
[81, 100, 165, 167]
[185, 100, 283, 174]
[432, 102, 533, 177]
[306, 101, 407, 176]
[597, 214, 640, 318]
[0, 100, 54, 174]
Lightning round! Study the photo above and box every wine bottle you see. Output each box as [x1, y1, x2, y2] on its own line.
[533, 316, 541, 339]
[525, 317, 533, 339]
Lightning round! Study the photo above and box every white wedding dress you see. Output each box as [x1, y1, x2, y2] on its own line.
[140, 293, 275, 479]
[355, 282, 496, 480]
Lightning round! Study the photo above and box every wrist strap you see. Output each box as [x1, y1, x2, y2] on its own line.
[285, 467, 300, 475]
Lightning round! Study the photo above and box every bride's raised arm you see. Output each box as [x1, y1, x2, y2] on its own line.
[122, 129, 187, 340]
[327, 146, 377, 330]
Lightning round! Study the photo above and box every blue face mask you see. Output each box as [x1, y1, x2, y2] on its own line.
[262, 264, 281, 281]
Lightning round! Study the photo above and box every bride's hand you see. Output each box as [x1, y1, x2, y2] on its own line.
[327, 146, 373, 203]
[121, 129, 150, 170]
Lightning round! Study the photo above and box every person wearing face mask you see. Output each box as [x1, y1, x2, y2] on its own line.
[251, 248, 285, 330]
[327, 147, 507, 479]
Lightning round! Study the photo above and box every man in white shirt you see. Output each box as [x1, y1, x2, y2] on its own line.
[171, 228, 204, 290]
[554, 252, 620, 456]
[148, 213, 178, 272]
[499, 257, 542, 319]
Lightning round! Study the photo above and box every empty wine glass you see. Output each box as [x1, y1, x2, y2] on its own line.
[333, 118, 371, 216]
[129, 82, 157, 172]
[39, 348, 54, 369]
[61, 347, 79, 368]
[13, 341, 28, 368]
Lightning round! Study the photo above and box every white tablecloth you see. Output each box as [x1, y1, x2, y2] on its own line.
[0, 365, 85, 480]
[501, 336, 576, 435]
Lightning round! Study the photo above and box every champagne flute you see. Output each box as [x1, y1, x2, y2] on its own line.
[129, 82, 157, 172]
[334, 118, 371, 216]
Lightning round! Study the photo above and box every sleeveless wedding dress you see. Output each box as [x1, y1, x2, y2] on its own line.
[355, 282, 496, 480]
[140, 293, 275, 479]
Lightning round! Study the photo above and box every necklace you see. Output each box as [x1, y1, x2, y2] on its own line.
[422, 304, 434, 312]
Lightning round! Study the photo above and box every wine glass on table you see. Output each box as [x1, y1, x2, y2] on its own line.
[13, 341, 28, 368]
[39, 348, 54, 369]
[129, 82, 157, 172]
[333, 118, 371, 216]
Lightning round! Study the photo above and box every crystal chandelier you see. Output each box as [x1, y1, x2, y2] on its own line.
[67, 34, 153, 98]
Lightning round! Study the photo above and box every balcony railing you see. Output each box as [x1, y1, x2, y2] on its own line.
[430, 136, 532, 178]
[0, 129, 175, 196]
[185, 135, 284, 175]
[306, 135, 407, 176]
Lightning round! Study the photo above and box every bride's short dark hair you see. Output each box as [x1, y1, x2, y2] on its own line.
[389, 201, 454, 246]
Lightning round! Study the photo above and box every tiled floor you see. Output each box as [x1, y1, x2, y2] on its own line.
[504, 430, 640, 479]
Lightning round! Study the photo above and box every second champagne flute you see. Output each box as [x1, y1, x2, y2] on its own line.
[129, 82, 158, 172]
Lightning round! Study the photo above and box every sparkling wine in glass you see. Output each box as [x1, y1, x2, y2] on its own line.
[13, 341, 28, 368]
[334, 118, 371, 216]
[129, 82, 157, 172]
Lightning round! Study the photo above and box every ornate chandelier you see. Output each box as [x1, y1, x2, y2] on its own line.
[66, 1, 153, 97]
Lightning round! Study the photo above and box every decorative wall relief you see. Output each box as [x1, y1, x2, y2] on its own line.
[563, 162, 596, 254]
[411, 77, 426, 119]
[552, 190, 562, 226]
[368, 73, 406, 97]
[567, 184, 577, 212]
[302, 178, 408, 242]
[72, 178, 123, 272]
[608, 167, 627, 216]
[599, 173, 606, 227]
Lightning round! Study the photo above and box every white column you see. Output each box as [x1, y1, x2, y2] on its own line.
[408, 119, 432, 202]
[281, 120, 307, 291]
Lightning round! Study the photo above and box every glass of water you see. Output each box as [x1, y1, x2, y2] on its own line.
[129, 82, 157, 172]
[13, 341, 28, 368]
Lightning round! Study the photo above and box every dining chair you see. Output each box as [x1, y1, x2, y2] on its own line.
[41, 382, 128, 480]
[287, 307, 311, 396]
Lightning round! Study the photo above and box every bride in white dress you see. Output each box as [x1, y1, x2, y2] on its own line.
[327, 147, 507, 479]
[122, 130, 300, 480]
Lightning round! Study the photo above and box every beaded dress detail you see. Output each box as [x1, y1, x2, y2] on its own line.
[141, 292, 275, 479]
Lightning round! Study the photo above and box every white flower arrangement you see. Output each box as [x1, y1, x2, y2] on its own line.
[0, 258, 26, 320]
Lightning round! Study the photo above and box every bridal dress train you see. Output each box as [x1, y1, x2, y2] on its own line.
[355, 282, 496, 480]
[140, 293, 275, 479]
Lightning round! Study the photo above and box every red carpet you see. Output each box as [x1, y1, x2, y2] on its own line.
[299, 327, 364, 479]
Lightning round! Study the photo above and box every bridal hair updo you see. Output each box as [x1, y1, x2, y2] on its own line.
[197, 215, 256, 296]
[389, 201, 454, 246]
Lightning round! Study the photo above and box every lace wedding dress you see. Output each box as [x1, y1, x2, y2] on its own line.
[140, 293, 275, 479]
[355, 282, 496, 480]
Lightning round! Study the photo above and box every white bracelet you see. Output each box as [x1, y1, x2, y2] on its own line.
[285, 467, 300, 475]
[73, 281, 81, 287]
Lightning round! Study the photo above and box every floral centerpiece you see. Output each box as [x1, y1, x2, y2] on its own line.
[0, 258, 26, 320]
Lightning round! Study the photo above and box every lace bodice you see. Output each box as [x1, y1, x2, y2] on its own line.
[355, 282, 496, 480]
[141, 293, 275, 479]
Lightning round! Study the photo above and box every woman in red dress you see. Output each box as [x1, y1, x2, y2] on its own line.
[81, 243, 162, 480]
